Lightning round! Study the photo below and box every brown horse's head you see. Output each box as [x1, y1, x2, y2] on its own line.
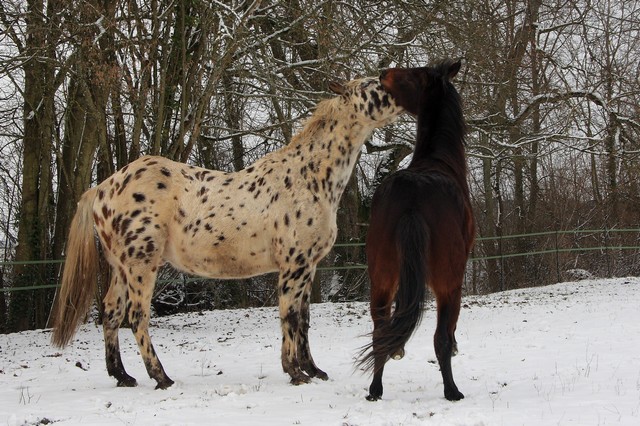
[380, 59, 462, 115]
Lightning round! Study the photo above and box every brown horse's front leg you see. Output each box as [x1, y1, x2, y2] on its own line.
[434, 291, 464, 401]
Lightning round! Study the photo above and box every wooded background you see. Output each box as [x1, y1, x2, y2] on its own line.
[1, 0, 639, 332]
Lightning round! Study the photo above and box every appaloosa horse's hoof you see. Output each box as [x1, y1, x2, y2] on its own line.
[116, 377, 138, 387]
[290, 373, 312, 386]
[304, 365, 328, 381]
[315, 370, 329, 381]
[155, 377, 175, 390]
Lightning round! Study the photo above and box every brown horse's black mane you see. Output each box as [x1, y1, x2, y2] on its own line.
[410, 60, 467, 186]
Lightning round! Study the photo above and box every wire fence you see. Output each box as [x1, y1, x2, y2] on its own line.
[2, 227, 640, 332]
[2, 227, 640, 294]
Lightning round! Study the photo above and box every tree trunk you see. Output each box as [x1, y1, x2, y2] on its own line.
[8, 0, 57, 332]
[480, 153, 503, 293]
[48, 1, 116, 326]
[52, 0, 116, 264]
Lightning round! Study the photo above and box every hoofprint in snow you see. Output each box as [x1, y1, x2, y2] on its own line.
[2, 277, 639, 425]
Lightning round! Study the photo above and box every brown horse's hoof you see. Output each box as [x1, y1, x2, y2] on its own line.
[391, 348, 405, 360]
[366, 393, 381, 401]
[445, 388, 464, 401]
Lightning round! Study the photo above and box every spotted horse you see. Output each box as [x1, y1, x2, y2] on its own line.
[51, 75, 407, 389]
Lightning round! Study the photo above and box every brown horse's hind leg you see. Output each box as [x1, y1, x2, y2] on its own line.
[433, 287, 464, 401]
[366, 303, 391, 401]
[297, 281, 328, 381]
[365, 248, 398, 402]
[127, 264, 174, 390]
[103, 272, 137, 387]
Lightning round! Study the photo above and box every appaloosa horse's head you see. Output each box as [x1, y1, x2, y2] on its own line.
[328, 77, 405, 126]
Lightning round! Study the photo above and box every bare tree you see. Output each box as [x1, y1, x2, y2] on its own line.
[1, 0, 640, 330]
[3, 0, 61, 330]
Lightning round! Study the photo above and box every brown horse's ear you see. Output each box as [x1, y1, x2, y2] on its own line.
[328, 81, 346, 95]
[447, 59, 462, 81]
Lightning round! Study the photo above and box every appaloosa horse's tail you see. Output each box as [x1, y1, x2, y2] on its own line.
[51, 187, 99, 348]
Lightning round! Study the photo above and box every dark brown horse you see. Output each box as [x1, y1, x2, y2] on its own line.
[359, 59, 475, 402]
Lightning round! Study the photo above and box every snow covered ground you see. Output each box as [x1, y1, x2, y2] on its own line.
[1, 277, 639, 425]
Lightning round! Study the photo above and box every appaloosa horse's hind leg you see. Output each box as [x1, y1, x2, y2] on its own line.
[103, 271, 137, 387]
[126, 262, 174, 390]
[433, 285, 464, 401]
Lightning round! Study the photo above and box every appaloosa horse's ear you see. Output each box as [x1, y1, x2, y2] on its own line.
[447, 59, 462, 81]
[328, 81, 346, 95]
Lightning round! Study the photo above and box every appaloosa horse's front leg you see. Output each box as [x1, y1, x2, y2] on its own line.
[277, 264, 327, 384]
[296, 277, 328, 381]
[127, 265, 174, 390]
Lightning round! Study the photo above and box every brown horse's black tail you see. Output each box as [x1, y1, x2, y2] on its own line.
[359, 211, 428, 372]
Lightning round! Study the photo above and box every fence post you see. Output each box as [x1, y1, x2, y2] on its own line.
[604, 226, 612, 277]
[499, 233, 504, 292]
[555, 230, 560, 283]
